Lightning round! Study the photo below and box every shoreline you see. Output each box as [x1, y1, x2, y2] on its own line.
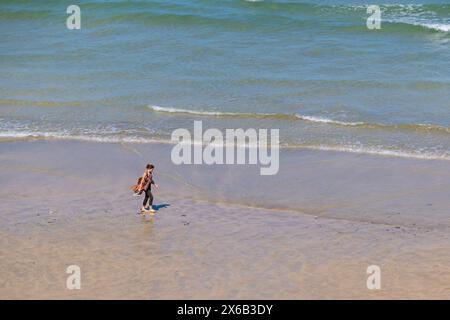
[1, 133, 449, 162]
[2, 139, 450, 227]
[1, 140, 450, 299]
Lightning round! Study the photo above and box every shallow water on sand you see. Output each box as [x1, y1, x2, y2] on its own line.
[1, 141, 450, 299]
[1, 140, 449, 229]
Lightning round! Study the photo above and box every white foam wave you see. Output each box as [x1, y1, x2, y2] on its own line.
[148, 105, 280, 118]
[295, 144, 450, 161]
[1, 130, 449, 161]
[0, 131, 171, 145]
[417, 23, 450, 32]
[390, 19, 450, 32]
[149, 105, 365, 126]
[295, 115, 365, 126]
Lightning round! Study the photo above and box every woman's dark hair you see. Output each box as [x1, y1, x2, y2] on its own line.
[146, 164, 154, 170]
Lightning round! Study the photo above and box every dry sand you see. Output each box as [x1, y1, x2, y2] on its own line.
[0, 140, 449, 299]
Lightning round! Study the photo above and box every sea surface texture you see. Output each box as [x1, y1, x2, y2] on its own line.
[1, 0, 449, 159]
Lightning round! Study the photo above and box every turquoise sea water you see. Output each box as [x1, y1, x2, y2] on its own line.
[0, 0, 449, 159]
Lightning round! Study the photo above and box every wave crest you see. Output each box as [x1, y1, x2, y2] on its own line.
[1, 130, 449, 161]
[148, 105, 450, 134]
[148, 105, 298, 120]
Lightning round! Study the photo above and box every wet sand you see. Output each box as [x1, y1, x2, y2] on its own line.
[0, 140, 450, 299]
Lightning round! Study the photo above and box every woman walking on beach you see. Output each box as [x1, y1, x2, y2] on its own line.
[133, 164, 158, 214]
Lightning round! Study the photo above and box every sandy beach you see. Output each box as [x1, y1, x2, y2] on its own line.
[0, 140, 449, 299]
[2, 0, 450, 302]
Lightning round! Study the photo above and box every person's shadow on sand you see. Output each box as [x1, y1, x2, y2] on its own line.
[153, 204, 170, 211]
